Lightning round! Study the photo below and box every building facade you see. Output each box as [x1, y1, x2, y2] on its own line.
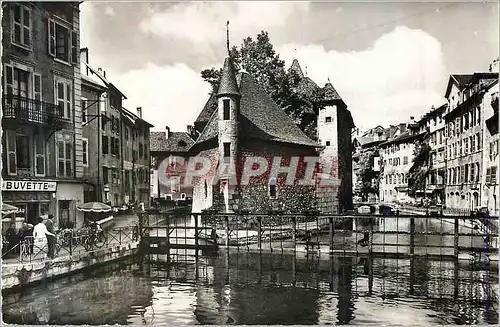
[150, 126, 195, 202]
[443, 72, 499, 210]
[2, 2, 86, 229]
[415, 104, 447, 204]
[80, 48, 153, 209]
[379, 122, 419, 203]
[482, 79, 499, 215]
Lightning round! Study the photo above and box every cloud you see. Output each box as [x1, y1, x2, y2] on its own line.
[104, 6, 115, 17]
[139, 2, 310, 44]
[109, 63, 212, 133]
[278, 26, 447, 131]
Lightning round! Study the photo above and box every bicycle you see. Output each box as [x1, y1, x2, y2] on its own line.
[82, 228, 106, 251]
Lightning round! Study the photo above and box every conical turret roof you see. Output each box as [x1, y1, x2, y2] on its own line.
[289, 59, 304, 79]
[217, 57, 240, 97]
[323, 82, 342, 101]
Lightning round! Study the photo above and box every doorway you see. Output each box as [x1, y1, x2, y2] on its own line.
[26, 202, 39, 225]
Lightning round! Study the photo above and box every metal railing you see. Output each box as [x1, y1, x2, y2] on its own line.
[2, 94, 71, 125]
[2, 226, 139, 263]
[139, 211, 499, 261]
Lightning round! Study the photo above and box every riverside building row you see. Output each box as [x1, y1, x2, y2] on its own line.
[1, 2, 153, 230]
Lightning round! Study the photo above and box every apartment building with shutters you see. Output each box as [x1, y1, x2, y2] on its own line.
[80, 48, 153, 209]
[1, 2, 85, 229]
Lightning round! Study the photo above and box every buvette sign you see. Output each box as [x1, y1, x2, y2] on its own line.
[2, 181, 57, 192]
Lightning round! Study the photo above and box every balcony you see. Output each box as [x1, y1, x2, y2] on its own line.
[2, 94, 71, 129]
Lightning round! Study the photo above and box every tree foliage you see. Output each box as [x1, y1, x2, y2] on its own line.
[407, 135, 432, 198]
[200, 31, 323, 140]
[356, 150, 382, 202]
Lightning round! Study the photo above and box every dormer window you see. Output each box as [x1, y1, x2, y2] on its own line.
[223, 99, 230, 120]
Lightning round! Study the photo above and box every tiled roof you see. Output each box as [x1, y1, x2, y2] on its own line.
[195, 93, 217, 124]
[122, 107, 154, 127]
[150, 131, 195, 153]
[193, 72, 320, 149]
[217, 57, 240, 97]
[323, 82, 342, 102]
[452, 74, 474, 87]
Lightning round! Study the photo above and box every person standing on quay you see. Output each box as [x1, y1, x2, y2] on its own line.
[45, 214, 56, 258]
[33, 217, 55, 260]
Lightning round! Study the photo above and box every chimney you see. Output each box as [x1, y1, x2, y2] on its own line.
[136, 107, 142, 118]
[165, 126, 171, 139]
[80, 48, 89, 64]
[187, 125, 193, 135]
[103, 70, 106, 78]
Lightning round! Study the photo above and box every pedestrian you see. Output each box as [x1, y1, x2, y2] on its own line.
[18, 223, 33, 255]
[33, 217, 56, 260]
[45, 214, 56, 258]
[3, 223, 17, 254]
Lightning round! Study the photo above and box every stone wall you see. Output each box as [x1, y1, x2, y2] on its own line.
[1, 242, 139, 291]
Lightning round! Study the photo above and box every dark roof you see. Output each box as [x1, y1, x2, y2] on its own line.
[445, 73, 499, 98]
[323, 82, 342, 102]
[295, 77, 320, 98]
[380, 131, 421, 146]
[122, 107, 154, 128]
[193, 72, 320, 149]
[195, 92, 217, 124]
[217, 57, 240, 97]
[150, 131, 195, 153]
[289, 59, 305, 79]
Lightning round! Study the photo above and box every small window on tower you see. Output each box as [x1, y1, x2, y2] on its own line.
[223, 99, 230, 120]
[325, 117, 332, 123]
[326, 141, 331, 146]
[223, 143, 231, 157]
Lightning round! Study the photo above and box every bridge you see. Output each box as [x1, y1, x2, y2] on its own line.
[139, 211, 499, 263]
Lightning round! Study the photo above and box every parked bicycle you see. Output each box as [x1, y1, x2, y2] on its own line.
[82, 223, 106, 251]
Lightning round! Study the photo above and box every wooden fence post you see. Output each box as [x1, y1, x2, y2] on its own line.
[329, 217, 334, 253]
[258, 216, 262, 251]
[410, 216, 415, 256]
[195, 213, 199, 248]
[454, 217, 459, 258]
[225, 215, 229, 249]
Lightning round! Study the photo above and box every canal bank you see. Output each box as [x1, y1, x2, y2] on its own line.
[2, 240, 140, 292]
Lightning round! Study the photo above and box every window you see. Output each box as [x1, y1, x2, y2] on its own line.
[112, 169, 119, 184]
[100, 94, 107, 112]
[103, 167, 109, 184]
[11, 4, 31, 48]
[54, 76, 72, 119]
[110, 95, 119, 109]
[82, 138, 88, 166]
[223, 142, 230, 157]
[16, 134, 31, 170]
[57, 135, 73, 178]
[325, 141, 331, 146]
[269, 177, 277, 198]
[223, 99, 230, 120]
[102, 136, 109, 154]
[325, 116, 332, 123]
[125, 127, 129, 140]
[403, 156, 408, 165]
[81, 98, 87, 123]
[491, 166, 497, 184]
[5, 131, 16, 175]
[139, 143, 144, 158]
[34, 137, 45, 176]
[48, 19, 77, 63]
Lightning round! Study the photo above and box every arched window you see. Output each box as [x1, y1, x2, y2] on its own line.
[269, 177, 277, 198]
[204, 180, 208, 199]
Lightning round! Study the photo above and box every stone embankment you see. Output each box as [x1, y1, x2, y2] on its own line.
[2, 241, 139, 291]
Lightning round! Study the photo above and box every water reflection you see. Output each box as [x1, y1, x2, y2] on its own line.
[2, 251, 498, 325]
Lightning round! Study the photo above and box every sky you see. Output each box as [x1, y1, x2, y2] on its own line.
[79, 1, 499, 133]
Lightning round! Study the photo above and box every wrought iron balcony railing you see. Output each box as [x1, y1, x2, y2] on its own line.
[2, 94, 71, 126]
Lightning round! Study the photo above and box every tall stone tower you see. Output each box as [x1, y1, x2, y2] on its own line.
[216, 53, 241, 212]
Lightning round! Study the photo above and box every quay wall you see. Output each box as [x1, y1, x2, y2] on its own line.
[2, 242, 140, 291]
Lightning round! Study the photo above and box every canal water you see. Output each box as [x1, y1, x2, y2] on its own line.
[2, 250, 498, 325]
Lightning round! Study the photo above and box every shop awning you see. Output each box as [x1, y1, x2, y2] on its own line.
[77, 202, 113, 213]
[1, 203, 19, 215]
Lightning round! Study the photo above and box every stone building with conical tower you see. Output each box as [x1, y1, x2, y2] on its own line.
[189, 51, 321, 214]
